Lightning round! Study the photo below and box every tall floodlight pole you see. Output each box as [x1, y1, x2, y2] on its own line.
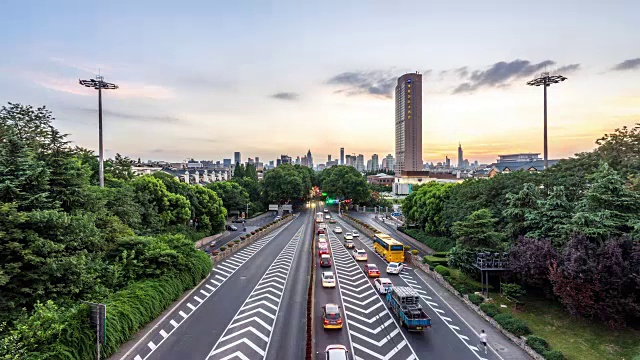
[526, 72, 566, 169]
[79, 76, 119, 188]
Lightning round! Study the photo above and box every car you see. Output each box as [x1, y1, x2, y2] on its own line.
[334, 226, 343, 234]
[319, 223, 328, 230]
[329, 218, 337, 223]
[325, 344, 349, 360]
[352, 249, 367, 261]
[365, 263, 380, 278]
[344, 239, 354, 248]
[344, 233, 353, 240]
[352, 230, 359, 237]
[232, 218, 245, 223]
[320, 254, 332, 267]
[386, 262, 404, 274]
[225, 224, 238, 231]
[374, 278, 393, 294]
[274, 215, 281, 220]
[325, 214, 331, 219]
[318, 233, 327, 241]
[321, 271, 336, 288]
[319, 245, 330, 256]
[322, 304, 343, 329]
[318, 239, 328, 247]
[317, 228, 326, 235]
[323, 208, 329, 213]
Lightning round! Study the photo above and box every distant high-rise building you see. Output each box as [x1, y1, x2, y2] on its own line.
[247, 158, 254, 165]
[269, 160, 275, 168]
[328, 154, 332, 162]
[458, 143, 463, 168]
[223, 159, 232, 168]
[356, 154, 365, 172]
[371, 154, 379, 172]
[301, 156, 308, 167]
[307, 149, 313, 169]
[340, 148, 344, 165]
[366, 159, 373, 172]
[276, 159, 282, 167]
[255, 157, 260, 164]
[395, 72, 423, 173]
[445, 156, 451, 168]
[295, 156, 300, 165]
[382, 154, 395, 171]
[280, 155, 292, 164]
[234, 152, 241, 165]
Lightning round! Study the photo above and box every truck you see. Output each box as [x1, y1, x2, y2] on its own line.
[385, 286, 431, 331]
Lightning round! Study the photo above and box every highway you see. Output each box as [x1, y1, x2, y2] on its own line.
[311, 209, 501, 360]
[121, 210, 311, 360]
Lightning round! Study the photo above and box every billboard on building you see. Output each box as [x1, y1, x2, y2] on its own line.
[268, 204, 278, 211]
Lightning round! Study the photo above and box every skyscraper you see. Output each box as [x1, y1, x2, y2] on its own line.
[395, 72, 423, 173]
[328, 154, 331, 162]
[371, 154, 379, 172]
[340, 148, 344, 165]
[307, 149, 313, 169]
[234, 152, 241, 165]
[356, 154, 365, 172]
[457, 143, 463, 168]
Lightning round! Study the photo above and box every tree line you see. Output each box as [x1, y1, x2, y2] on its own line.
[402, 124, 640, 328]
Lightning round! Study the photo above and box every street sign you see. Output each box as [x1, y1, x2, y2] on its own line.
[268, 204, 278, 211]
[241, 212, 245, 219]
[282, 204, 292, 211]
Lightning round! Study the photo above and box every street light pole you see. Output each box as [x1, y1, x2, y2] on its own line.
[526, 72, 567, 169]
[79, 75, 119, 188]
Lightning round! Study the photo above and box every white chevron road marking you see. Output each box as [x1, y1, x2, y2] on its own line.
[347, 318, 393, 334]
[236, 308, 276, 320]
[211, 338, 265, 357]
[343, 301, 383, 314]
[219, 351, 251, 360]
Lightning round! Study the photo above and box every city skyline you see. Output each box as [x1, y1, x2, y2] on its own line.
[1, 1, 639, 164]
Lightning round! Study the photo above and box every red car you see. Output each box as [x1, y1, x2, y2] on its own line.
[364, 264, 380, 278]
[317, 228, 326, 235]
[319, 245, 330, 256]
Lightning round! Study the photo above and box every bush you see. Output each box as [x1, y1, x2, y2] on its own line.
[240, 235, 246, 240]
[251, 231, 256, 235]
[502, 283, 526, 301]
[543, 350, 567, 360]
[404, 245, 411, 251]
[434, 265, 451, 277]
[480, 303, 500, 317]
[468, 293, 484, 306]
[411, 249, 418, 255]
[220, 246, 227, 251]
[494, 313, 531, 336]
[233, 239, 240, 243]
[433, 251, 450, 257]
[424, 256, 448, 267]
[399, 228, 456, 252]
[526, 335, 550, 355]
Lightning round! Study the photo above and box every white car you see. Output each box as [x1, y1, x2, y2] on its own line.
[318, 233, 327, 241]
[321, 271, 336, 288]
[334, 226, 343, 234]
[352, 249, 367, 261]
[386, 262, 404, 274]
[325, 214, 331, 219]
[352, 230, 359, 237]
[325, 344, 349, 360]
[344, 233, 353, 240]
[374, 278, 393, 294]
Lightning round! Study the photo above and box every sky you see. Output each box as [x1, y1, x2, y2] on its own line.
[1, 0, 639, 165]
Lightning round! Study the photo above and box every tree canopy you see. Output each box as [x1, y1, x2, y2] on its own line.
[319, 165, 370, 203]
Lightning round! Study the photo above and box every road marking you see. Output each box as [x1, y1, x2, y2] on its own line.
[179, 311, 188, 318]
[187, 303, 196, 310]
[159, 329, 168, 338]
[147, 341, 156, 350]
[195, 294, 205, 302]
[170, 319, 179, 327]
[206, 284, 215, 291]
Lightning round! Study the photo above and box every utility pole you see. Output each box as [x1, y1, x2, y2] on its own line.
[79, 75, 119, 188]
[526, 72, 567, 169]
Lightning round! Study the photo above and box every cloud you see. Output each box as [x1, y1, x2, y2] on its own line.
[270, 92, 299, 101]
[452, 59, 580, 94]
[556, 64, 581, 73]
[326, 70, 398, 98]
[74, 107, 181, 123]
[611, 58, 640, 71]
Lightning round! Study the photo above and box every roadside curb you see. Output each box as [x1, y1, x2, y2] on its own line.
[306, 220, 316, 360]
[409, 255, 540, 360]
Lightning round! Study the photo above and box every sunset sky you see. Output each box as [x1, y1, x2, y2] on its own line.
[1, 0, 639, 165]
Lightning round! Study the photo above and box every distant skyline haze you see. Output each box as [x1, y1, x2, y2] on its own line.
[0, 1, 638, 164]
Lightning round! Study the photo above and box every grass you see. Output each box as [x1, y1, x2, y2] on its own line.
[490, 294, 640, 360]
[399, 228, 455, 252]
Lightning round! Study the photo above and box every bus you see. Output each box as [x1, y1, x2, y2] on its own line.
[372, 233, 405, 263]
[316, 212, 324, 223]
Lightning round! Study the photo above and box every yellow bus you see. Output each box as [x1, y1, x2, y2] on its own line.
[372, 233, 405, 263]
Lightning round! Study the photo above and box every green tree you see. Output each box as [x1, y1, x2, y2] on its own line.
[569, 163, 640, 241]
[320, 165, 370, 203]
[233, 163, 246, 180]
[402, 182, 455, 235]
[107, 153, 135, 182]
[263, 164, 310, 202]
[502, 183, 541, 239]
[206, 181, 249, 214]
[244, 163, 258, 181]
[451, 209, 504, 249]
[525, 186, 573, 246]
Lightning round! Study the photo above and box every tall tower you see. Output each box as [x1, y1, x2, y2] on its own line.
[307, 149, 313, 169]
[234, 152, 241, 165]
[457, 143, 463, 168]
[395, 72, 423, 173]
[340, 148, 344, 165]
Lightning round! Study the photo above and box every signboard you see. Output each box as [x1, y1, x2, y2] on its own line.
[392, 212, 402, 217]
[268, 204, 278, 211]
[282, 204, 293, 211]
[241, 212, 245, 219]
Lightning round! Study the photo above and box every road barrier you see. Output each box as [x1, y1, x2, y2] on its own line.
[305, 218, 316, 360]
[210, 214, 294, 265]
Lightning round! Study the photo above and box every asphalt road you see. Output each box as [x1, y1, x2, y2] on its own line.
[122, 210, 309, 360]
[326, 212, 499, 360]
[204, 213, 278, 252]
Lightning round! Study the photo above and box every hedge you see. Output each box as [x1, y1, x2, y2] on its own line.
[399, 228, 455, 252]
[434, 265, 450, 277]
[433, 251, 450, 258]
[480, 303, 500, 317]
[493, 313, 531, 336]
[410, 249, 418, 255]
[468, 293, 484, 306]
[526, 335, 550, 355]
[423, 256, 448, 267]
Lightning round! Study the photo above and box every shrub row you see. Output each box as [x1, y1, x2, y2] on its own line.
[423, 256, 448, 267]
[468, 293, 484, 306]
[398, 228, 456, 252]
[433, 251, 450, 258]
[493, 313, 531, 337]
[434, 265, 450, 277]
[345, 214, 378, 234]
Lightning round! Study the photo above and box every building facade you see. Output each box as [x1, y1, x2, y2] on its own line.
[371, 154, 379, 172]
[340, 148, 344, 165]
[395, 72, 423, 173]
[234, 152, 241, 165]
[457, 143, 463, 168]
[356, 154, 365, 172]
